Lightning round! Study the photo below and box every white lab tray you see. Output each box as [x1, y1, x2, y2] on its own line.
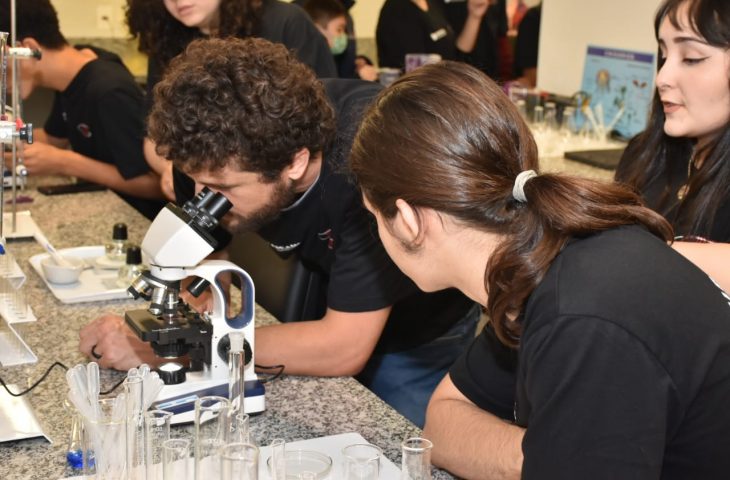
[29, 245, 134, 304]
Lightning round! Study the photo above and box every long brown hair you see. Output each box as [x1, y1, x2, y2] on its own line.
[350, 61, 672, 347]
[126, 0, 263, 68]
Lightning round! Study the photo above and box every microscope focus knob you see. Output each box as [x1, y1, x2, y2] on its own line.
[218, 334, 253, 366]
[18, 123, 33, 144]
[187, 277, 210, 298]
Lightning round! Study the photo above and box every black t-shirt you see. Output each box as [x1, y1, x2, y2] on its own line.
[44, 47, 164, 219]
[174, 78, 474, 352]
[451, 225, 730, 478]
[513, 5, 541, 78]
[376, 0, 456, 70]
[638, 167, 730, 242]
[144, 0, 337, 105]
[440, 0, 505, 78]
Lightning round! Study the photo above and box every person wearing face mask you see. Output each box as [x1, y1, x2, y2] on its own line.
[302, 0, 377, 81]
[615, 0, 730, 290]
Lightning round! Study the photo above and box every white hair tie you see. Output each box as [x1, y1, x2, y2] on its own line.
[512, 170, 538, 203]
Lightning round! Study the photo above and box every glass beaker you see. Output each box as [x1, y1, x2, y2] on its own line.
[194, 396, 231, 480]
[342, 443, 381, 480]
[162, 438, 190, 480]
[145, 409, 173, 480]
[220, 442, 259, 480]
[82, 397, 127, 479]
[163, 438, 190, 480]
[400, 437, 433, 480]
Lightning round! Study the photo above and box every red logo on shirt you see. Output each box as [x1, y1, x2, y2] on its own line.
[318, 229, 334, 250]
[76, 123, 92, 138]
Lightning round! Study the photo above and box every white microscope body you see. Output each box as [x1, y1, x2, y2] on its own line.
[124, 189, 264, 422]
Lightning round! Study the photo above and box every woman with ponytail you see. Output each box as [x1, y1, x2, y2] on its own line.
[349, 61, 730, 479]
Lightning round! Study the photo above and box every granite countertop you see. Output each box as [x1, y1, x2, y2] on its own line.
[0, 187, 448, 480]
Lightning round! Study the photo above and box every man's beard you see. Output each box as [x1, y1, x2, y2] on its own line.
[221, 179, 299, 234]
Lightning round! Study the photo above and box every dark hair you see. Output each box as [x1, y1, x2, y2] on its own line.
[148, 37, 336, 181]
[0, 0, 67, 49]
[615, 0, 730, 239]
[303, 0, 346, 28]
[126, 0, 263, 68]
[351, 61, 672, 347]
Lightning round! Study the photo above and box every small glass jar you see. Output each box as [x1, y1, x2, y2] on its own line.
[117, 245, 143, 288]
[104, 223, 128, 262]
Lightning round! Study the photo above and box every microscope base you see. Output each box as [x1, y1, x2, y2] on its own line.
[151, 375, 265, 424]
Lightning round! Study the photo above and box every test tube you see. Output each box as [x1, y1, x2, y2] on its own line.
[145, 409, 173, 480]
[220, 442, 259, 480]
[532, 105, 545, 129]
[270, 438, 286, 480]
[163, 438, 190, 480]
[234, 413, 251, 444]
[126, 375, 145, 480]
[228, 331, 246, 417]
[194, 396, 231, 480]
[401, 437, 433, 480]
[544, 102, 558, 132]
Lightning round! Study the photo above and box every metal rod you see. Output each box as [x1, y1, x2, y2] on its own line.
[10, 0, 20, 232]
[0, 32, 7, 240]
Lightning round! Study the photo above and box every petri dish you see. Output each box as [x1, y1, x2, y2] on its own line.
[266, 449, 333, 479]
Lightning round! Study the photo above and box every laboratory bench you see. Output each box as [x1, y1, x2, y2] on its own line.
[0, 186, 445, 479]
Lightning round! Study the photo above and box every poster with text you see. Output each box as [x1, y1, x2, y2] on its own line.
[580, 46, 655, 140]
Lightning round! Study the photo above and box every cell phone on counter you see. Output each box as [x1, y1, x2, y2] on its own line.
[37, 182, 107, 195]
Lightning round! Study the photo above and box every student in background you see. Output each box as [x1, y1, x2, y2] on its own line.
[0, 0, 165, 219]
[616, 0, 729, 290]
[350, 59, 730, 479]
[376, 0, 491, 73]
[302, 0, 377, 81]
[125, 0, 336, 200]
[512, 2, 540, 88]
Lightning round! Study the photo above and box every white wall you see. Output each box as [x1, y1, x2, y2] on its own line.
[537, 0, 663, 95]
[352, 0, 384, 39]
[51, 0, 127, 38]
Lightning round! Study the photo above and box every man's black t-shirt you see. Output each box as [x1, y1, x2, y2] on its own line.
[174, 78, 474, 352]
[145, 0, 337, 106]
[450, 225, 730, 478]
[44, 47, 164, 219]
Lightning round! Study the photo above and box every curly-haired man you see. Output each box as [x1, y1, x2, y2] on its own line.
[79, 37, 480, 427]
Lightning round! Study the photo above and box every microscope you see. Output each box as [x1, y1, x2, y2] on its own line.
[124, 188, 264, 422]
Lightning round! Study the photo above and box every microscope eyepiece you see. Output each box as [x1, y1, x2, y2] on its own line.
[183, 187, 232, 231]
